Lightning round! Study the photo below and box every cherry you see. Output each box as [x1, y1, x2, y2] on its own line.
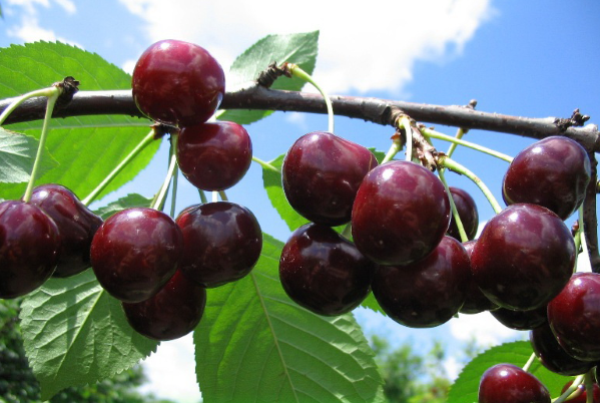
[176, 202, 262, 288]
[30, 184, 103, 278]
[478, 363, 550, 403]
[560, 381, 600, 403]
[471, 203, 575, 311]
[279, 223, 375, 316]
[530, 322, 596, 376]
[491, 305, 547, 330]
[447, 187, 479, 241]
[503, 136, 591, 220]
[459, 240, 498, 315]
[177, 121, 252, 191]
[372, 236, 470, 328]
[0, 201, 60, 299]
[547, 272, 600, 361]
[132, 39, 225, 127]
[122, 270, 207, 341]
[352, 161, 450, 266]
[91, 207, 183, 303]
[282, 131, 378, 226]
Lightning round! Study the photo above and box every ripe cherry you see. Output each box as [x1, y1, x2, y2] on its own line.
[122, 270, 207, 341]
[176, 202, 262, 288]
[372, 236, 470, 328]
[352, 161, 450, 266]
[447, 187, 479, 241]
[0, 201, 60, 298]
[282, 131, 378, 226]
[491, 305, 548, 331]
[132, 39, 225, 127]
[503, 136, 591, 220]
[91, 207, 183, 303]
[547, 272, 600, 361]
[30, 184, 103, 278]
[478, 363, 550, 403]
[279, 223, 375, 316]
[560, 381, 600, 403]
[471, 203, 575, 311]
[459, 240, 497, 315]
[177, 121, 252, 191]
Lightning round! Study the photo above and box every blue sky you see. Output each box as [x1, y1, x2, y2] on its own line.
[2, 1, 599, 402]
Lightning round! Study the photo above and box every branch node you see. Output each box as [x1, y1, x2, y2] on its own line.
[256, 62, 292, 88]
[54, 76, 80, 108]
[554, 108, 591, 131]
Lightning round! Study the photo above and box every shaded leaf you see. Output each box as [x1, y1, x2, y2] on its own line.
[194, 233, 385, 403]
[0, 127, 58, 184]
[94, 193, 153, 220]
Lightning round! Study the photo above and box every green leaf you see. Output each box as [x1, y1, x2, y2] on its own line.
[19, 270, 159, 401]
[447, 341, 573, 403]
[94, 193, 153, 220]
[194, 233, 385, 403]
[0, 41, 159, 202]
[0, 127, 58, 184]
[218, 31, 319, 125]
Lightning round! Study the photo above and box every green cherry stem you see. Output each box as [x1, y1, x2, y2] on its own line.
[22, 87, 61, 203]
[82, 130, 155, 206]
[522, 352, 536, 373]
[584, 371, 594, 403]
[397, 116, 414, 162]
[252, 155, 280, 173]
[381, 135, 402, 164]
[169, 136, 179, 218]
[198, 189, 208, 204]
[218, 190, 228, 201]
[288, 63, 334, 133]
[151, 136, 178, 211]
[438, 168, 468, 242]
[552, 374, 585, 403]
[421, 127, 513, 163]
[439, 156, 503, 214]
[0, 87, 59, 126]
[445, 127, 466, 159]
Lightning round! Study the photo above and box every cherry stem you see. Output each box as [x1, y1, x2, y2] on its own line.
[397, 116, 414, 162]
[0, 87, 58, 126]
[82, 130, 155, 206]
[446, 127, 466, 159]
[169, 136, 179, 218]
[252, 156, 280, 173]
[288, 64, 334, 133]
[381, 136, 402, 164]
[584, 371, 594, 403]
[438, 168, 468, 242]
[421, 127, 513, 163]
[198, 189, 208, 204]
[151, 136, 178, 211]
[22, 87, 61, 203]
[553, 374, 585, 403]
[522, 352, 536, 372]
[439, 156, 503, 214]
[218, 191, 228, 201]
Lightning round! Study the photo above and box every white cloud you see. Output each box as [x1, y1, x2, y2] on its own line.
[122, 59, 137, 75]
[449, 311, 522, 347]
[117, 0, 493, 94]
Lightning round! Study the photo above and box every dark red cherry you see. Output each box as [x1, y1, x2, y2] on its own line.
[479, 363, 550, 403]
[30, 184, 103, 278]
[459, 240, 497, 315]
[447, 187, 479, 241]
[530, 322, 596, 376]
[122, 270, 207, 341]
[471, 203, 575, 311]
[91, 207, 183, 303]
[0, 201, 60, 298]
[279, 223, 375, 316]
[177, 121, 252, 191]
[282, 131, 378, 226]
[132, 39, 225, 127]
[176, 202, 262, 288]
[503, 136, 591, 220]
[548, 272, 600, 361]
[372, 236, 470, 328]
[352, 161, 450, 266]
[560, 380, 600, 403]
[491, 305, 547, 330]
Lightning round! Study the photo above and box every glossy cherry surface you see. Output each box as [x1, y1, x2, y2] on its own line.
[471, 203, 575, 311]
[0, 201, 60, 298]
[176, 202, 262, 288]
[548, 272, 600, 361]
[503, 136, 591, 220]
[560, 381, 600, 403]
[122, 270, 207, 341]
[91, 207, 183, 303]
[459, 240, 497, 315]
[279, 223, 375, 316]
[132, 39, 225, 127]
[491, 305, 547, 331]
[30, 184, 103, 277]
[530, 322, 596, 376]
[372, 236, 470, 328]
[447, 187, 479, 241]
[352, 161, 450, 266]
[177, 121, 252, 191]
[282, 131, 378, 226]
[479, 363, 550, 403]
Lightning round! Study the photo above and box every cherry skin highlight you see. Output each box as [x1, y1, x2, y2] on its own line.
[0, 201, 60, 299]
[132, 39, 225, 127]
[30, 184, 103, 278]
[282, 131, 378, 226]
[91, 207, 183, 303]
[478, 363, 550, 403]
[177, 121, 252, 191]
[176, 202, 262, 288]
